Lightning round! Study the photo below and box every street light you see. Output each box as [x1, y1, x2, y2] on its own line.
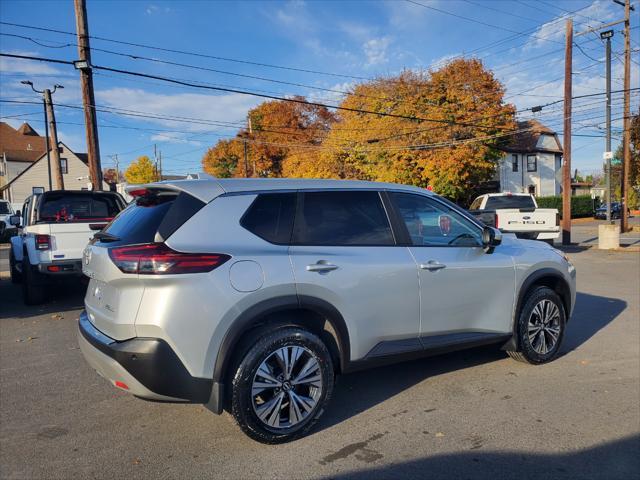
[20, 81, 64, 190]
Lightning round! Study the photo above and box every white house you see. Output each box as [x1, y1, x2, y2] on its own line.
[1, 121, 109, 209]
[496, 119, 563, 197]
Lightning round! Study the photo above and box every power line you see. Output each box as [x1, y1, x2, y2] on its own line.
[0, 20, 371, 81]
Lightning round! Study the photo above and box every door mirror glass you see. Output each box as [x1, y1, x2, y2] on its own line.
[482, 226, 502, 251]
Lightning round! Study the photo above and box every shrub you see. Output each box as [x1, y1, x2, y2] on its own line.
[537, 195, 595, 218]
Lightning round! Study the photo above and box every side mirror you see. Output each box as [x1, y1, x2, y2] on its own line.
[482, 226, 502, 252]
[15, 209, 21, 217]
[9, 215, 21, 227]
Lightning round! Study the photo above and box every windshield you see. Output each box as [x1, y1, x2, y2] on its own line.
[0, 202, 11, 215]
[37, 193, 123, 223]
[485, 195, 535, 210]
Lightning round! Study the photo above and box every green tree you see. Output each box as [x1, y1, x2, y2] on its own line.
[124, 156, 158, 184]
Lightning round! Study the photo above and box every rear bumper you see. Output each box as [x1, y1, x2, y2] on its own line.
[78, 311, 221, 408]
[37, 260, 83, 275]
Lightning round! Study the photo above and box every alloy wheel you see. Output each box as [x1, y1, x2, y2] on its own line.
[527, 299, 561, 355]
[251, 345, 323, 429]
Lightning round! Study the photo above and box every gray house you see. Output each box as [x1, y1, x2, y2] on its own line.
[496, 119, 563, 197]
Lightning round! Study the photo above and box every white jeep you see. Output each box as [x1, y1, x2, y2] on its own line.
[9, 190, 125, 304]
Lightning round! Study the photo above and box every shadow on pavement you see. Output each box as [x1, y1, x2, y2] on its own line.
[319, 435, 640, 480]
[563, 292, 626, 352]
[0, 277, 86, 320]
[318, 291, 626, 433]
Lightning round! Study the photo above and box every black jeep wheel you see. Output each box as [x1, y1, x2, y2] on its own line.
[22, 257, 46, 305]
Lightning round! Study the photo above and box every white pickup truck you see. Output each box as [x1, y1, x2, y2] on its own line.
[9, 190, 126, 304]
[468, 193, 560, 243]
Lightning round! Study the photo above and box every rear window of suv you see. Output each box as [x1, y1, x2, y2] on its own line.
[101, 190, 204, 246]
[485, 195, 535, 210]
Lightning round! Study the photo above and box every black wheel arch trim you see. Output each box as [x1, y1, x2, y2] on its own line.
[504, 268, 571, 351]
[212, 295, 351, 386]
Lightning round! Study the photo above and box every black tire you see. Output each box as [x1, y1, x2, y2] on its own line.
[230, 326, 334, 444]
[22, 257, 46, 305]
[9, 249, 21, 284]
[507, 286, 566, 365]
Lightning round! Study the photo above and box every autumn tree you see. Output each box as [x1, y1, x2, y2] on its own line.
[202, 97, 336, 178]
[312, 60, 516, 201]
[124, 155, 158, 184]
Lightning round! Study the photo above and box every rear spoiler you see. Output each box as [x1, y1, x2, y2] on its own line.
[125, 173, 225, 204]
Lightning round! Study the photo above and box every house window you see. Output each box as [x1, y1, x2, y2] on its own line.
[511, 154, 518, 172]
[60, 158, 68, 174]
[527, 154, 537, 172]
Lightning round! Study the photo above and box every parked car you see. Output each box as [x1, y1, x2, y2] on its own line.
[78, 178, 576, 443]
[0, 199, 16, 239]
[9, 190, 126, 304]
[593, 202, 630, 220]
[469, 193, 560, 243]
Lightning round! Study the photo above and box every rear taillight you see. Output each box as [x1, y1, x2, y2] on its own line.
[108, 243, 230, 275]
[556, 213, 560, 226]
[495, 214, 499, 229]
[35, 234, 51, 250]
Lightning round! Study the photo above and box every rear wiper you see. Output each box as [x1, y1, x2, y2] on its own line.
[93, 231, 120, 242]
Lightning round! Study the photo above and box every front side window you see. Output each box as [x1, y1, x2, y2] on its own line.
[527, 155, 537, 172]
[241, 193, 296, 244]
[512, 154, 518, 172]
[293, 191, 394, 246]
[390, 192, 482, 247]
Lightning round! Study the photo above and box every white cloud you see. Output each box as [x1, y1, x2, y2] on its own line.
[0, 50, 70, 77]
[363, 36, 392, 66]
[95, 88, 261, 133]
[149, 131, 204, 146]
[524, 0, 615, 50]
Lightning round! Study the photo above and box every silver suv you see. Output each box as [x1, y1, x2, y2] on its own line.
[78, 178, 576, 443]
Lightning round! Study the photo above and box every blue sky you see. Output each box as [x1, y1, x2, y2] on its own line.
[0, 0, 638, 177]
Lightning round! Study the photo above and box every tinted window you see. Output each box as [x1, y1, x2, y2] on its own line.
[38, 192, 122, 223]
[390, 192, 482, 247]
[102, 194, 176, 246]
[241, 193, 296, 244]
[485, 195, 535, 210]
[0, 202, 11, 214]
[293, 191, 393, 246]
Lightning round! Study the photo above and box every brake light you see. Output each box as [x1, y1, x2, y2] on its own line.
[556, 213, 560, 226]
[129, 188, 150, 198]
[35, 234, 51, 250]
[109, 243, 230, 275]
[495, 214, 500, 229]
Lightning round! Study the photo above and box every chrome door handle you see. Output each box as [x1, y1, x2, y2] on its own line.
[306, 262, 339, 273]
[420, 261, 446, 271]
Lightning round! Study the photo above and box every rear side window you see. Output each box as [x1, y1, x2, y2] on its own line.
[38, 193, 122, 222]
[293, 191, 394, 246]
[485, 196, 535, 210]
[241, 193, 296, 244]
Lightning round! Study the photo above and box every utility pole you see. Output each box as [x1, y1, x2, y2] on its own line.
[562, 19, 573, 245]
[601, 29, 614, 222]
[620, 0, 632, 233]
[43, 89, 64, 190]
[243, 137, 249, 178]
[158, 150, 163, 180]
[114, 154, 119, 183]
[74, 0, 102, 191]
[21, 81, 64, 191]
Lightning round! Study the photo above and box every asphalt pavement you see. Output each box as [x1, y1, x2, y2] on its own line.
[0, 229, 639, 480]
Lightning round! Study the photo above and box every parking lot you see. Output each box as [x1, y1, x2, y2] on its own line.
[1, 223, 639, 480]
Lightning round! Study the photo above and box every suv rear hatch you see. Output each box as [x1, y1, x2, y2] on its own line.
[82, 187, 218, 340]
